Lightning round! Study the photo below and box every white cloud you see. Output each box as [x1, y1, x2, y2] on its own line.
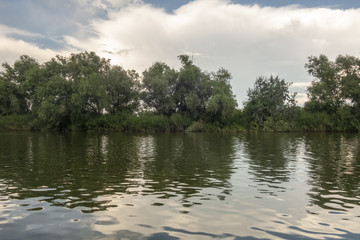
[0, 25, 41, 38]
[0, 24, 72, 66]
[291, 82, 312, 88]
[293, 92, 309, 106]
[1, 0, 360, 106]
[64, 0, 360, 105]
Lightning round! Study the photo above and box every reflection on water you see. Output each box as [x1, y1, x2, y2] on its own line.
[304, 134, 360, 216]
[242, 133, 302, 196]
[0, 132, 359, 239]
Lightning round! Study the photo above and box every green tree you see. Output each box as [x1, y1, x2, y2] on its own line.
[0, 72, 19, 115]
[105, 66, 140, 115]
[35, 56, 73, 129]
[67, 52, 111, 127]
[305, 55, 341, 113]
[305, 54, 360, 131]
[175, 55, 212, 119]
[244, 75, 296, 126]
[206, 68, 237, 125]
[141, 62, 177, 116]
[0, 56, 41, 114]
[335, 55, 360, 114]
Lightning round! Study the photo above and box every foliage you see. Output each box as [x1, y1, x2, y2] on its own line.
[243, 75, 297, 127]
[0, 115, 32, 131]
[0, 52, 143, 130]
[0, 55, 40, 115]
[263, 117, 297, 132]
[304, 54, 360, 131]
[186, 120, 217, 132]
[170, 113, 192, 131]
[141, 62, 177, 116]
[105, 67, 140, 114]
[174, 55, 212, 119]
[305, 55, 342, 113]
[141, 55, 237, 124]
[1, 52, 360, 132]
[306, 54, 360, 111]
[35, 57, 72, 129]
[207, 68, 238, 125]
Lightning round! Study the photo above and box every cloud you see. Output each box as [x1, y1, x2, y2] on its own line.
[0, 24, 73, 66]
[294, 93, 309, 106]
[1, 0, 360, 106]
[291, 82, 312, 88]
[67, 0, 360, 105]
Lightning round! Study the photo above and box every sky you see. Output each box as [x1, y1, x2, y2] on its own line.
[1, 0, 360, 106]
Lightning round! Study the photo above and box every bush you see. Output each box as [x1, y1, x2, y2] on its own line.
[186, 120, 219, 132]
[122, 113, 171, 132]
[0, 115, 32, 131]
[296, 110, 332, 131]
[262, 117, 296, 132]
[170, 113, 192, 131]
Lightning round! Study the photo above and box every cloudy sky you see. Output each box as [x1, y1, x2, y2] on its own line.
[1, 0, 360, 106]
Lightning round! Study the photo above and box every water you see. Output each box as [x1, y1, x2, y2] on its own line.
[0, 132, 359, 240]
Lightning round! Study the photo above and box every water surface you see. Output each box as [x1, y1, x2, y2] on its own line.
[0, 132, 359, 239]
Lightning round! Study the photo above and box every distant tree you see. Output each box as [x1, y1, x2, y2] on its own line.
[304, 54, 360, 130]
[141, 62, 177, 116]
[105, 66, 140, 115]
[0, 72, 19, 115]
[305, 54, 360, 112]
[244, 75, 296, 125]
[67, 52, 111, 126]
[206, 68, 237, 125]
[141, 56, 237, 124]
[0, 55, 40, 114]
[332, 55, 360, 113]
[305, 55, 342, 113]
[175, 54, 212, 119]
[35, 56, 72, 129]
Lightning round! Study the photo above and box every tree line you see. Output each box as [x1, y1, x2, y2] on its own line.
[0, 52, 236, 131]
[0, 52, 359, 132]
[242, 54, 360, 132]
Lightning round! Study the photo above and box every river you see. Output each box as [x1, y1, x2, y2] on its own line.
[0, 132, 359, 239]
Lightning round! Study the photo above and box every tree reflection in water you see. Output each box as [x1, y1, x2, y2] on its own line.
[0, 132, 359, 239]
[303, 133, 360, 213]
[241, 133, 303, 196]
[0, 132, 236, 213]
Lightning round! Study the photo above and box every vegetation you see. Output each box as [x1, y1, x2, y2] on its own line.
[1, 52, 360, 132]
[0, 52, 237, 132]
[243, 75, 297, 131]
[302, 55, 360, 131]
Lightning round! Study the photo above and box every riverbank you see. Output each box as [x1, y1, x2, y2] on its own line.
[0, 114, 243, 133]
[1, 113, 359, 133]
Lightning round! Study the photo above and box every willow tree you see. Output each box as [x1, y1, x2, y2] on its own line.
[175, 55, 212, 120]
[141, 62, 177, 116]
[206, 68, 237, 125]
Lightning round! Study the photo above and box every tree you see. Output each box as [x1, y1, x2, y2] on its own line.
[35, 56, 73, 129]
[305, 54, 360, 111]
[141, 62, 177, 116]
[0, 55, 41, 114]
[0, 72, 19, 115]
[244, 75, 296, 125]
[67, 52, 111, 126]
[304, 54, 360, 130]
[335, 55, 360, 114]
[305, 55, 342, 113]
[175, 54, 212, 119]
[105, 66, 140, 115]
[206, 68, 238, 125]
